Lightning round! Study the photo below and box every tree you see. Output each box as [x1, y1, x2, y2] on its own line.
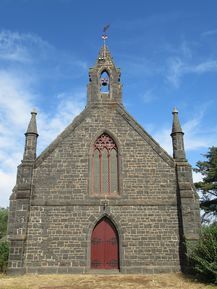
[187, 224, 217, 283]
[0, 241, 9, 273]
[0, 208, 8, 239]
[194, 147, 217, 223]
[0, 207, 9, 273]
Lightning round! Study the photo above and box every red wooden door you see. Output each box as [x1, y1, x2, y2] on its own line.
[91, 218, 119, 269]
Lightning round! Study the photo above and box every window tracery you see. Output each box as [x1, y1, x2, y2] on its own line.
[91, 133, 118, 195]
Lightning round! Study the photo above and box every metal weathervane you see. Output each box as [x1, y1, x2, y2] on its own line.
[102, 25, 110, 59]
[102, 24, 110, 45]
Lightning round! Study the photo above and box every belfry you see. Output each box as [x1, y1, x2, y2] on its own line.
[7, 31, 200, 274]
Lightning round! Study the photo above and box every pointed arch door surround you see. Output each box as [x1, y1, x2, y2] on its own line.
[91, 217, 119, 269]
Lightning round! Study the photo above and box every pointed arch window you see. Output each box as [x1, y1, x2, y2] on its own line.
[100, 70, 110, 93]
[91, 133, 118, 195]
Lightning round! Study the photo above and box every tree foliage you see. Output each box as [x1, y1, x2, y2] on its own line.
[194, 146, 217, 223]
[0, 207, 8, 239]
[0, 241, 9, 273]
[0, 207, 9, 273]
[187, 224, 217, 283]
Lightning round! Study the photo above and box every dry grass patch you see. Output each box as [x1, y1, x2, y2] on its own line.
[0, 273, 215, 289]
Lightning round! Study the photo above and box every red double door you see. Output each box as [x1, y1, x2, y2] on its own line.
[91, 218, 119, 269]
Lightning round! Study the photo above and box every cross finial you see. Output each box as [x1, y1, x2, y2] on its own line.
[102, 24, 110, 46]
[101, 25, 110, 59]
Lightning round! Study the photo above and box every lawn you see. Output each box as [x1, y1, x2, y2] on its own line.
[0, 273, 215, 289]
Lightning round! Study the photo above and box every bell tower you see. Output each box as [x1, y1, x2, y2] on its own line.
[87, 27, 122, 105]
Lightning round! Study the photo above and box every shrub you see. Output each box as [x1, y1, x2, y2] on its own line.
[187, 224, 217, 283]
[0, 240, 9, 273]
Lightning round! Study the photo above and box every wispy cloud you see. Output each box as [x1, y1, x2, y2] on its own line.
[0, 73, 85, 207]
[0, 30, 52, 63]
[166, 57, 217, 87]
[0, 30, 87, 80]
[164, 37, 217, 87]
[141, 89, 157, 104]
[201, 29, 217, 37]
[152, 107, 217, 158]
[0, 30, 86, 207]
[37, 92, 85, 152]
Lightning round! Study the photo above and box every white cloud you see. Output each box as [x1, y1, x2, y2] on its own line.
[0, 72, 84, 207]
[0, 70, 33, 126]
[37, 92, 85, 152]
[0, 77, 84, 207]
[166, 57, 217, 87]
[152, 110, 217, 159]
[0, 171, 15, 208]
[201, 29, 217, 37]
[153, 127, 172, 155]
[142, 89, 156, 104]
[192, 171, 203, 183]
[191, 60, 217, 74]
[0, 30, 86, 208]
[0, 30, 52, 63]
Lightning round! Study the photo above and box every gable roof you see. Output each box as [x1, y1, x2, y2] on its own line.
[35, 103, 174, 168]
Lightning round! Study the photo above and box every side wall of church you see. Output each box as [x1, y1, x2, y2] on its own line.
[23, 104, 181, 273]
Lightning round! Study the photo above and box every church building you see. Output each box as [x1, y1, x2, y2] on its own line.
[7, 37, 201, 274]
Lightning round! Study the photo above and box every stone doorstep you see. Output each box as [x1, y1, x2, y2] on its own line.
[87, 269, 120, 274]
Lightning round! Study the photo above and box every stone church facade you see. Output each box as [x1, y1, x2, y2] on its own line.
[7, 44, 200, 274]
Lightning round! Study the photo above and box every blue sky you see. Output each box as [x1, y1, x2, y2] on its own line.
[0, 0, 217, 207]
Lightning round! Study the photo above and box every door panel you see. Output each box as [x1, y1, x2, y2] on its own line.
[91, 218, 119, 269]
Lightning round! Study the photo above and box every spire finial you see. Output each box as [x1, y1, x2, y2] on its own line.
[25, 110, 38, 136]
[102, 24, 110, 45]
[171, 107, 183, 134]
[23, 110, 39, 161]
[172, 107, 178, 114]
[171, 107, 186, 160]
[102, 24, 110, 59]
[31, 108, 37, 115]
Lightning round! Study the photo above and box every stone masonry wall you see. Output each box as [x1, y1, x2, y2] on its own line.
[22, 104, 181, 273]
[25, 205, 180, 273]
[32, 105, 176, 203]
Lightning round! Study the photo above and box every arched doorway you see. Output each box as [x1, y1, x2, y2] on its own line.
[91, 217, 119, 269]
